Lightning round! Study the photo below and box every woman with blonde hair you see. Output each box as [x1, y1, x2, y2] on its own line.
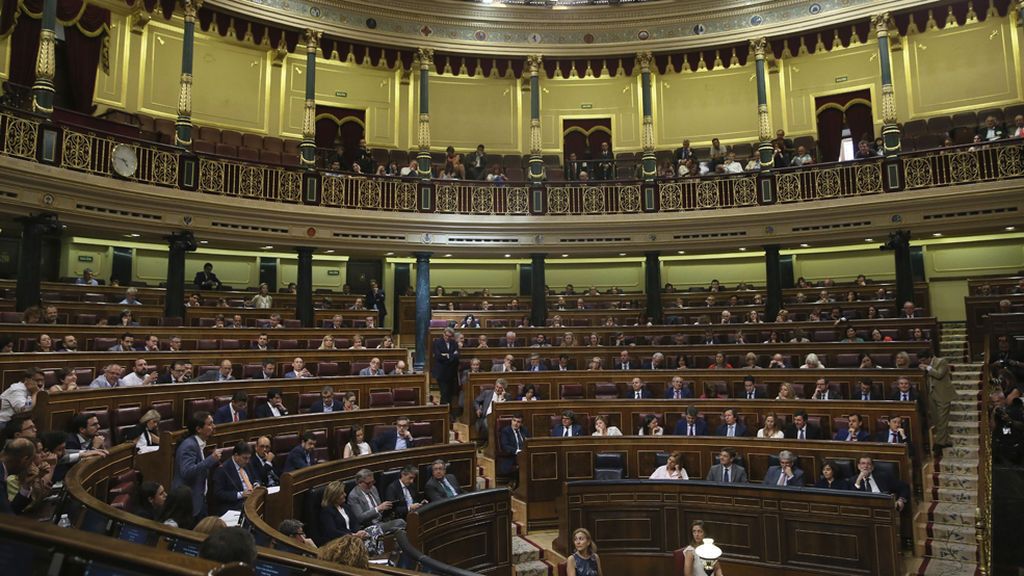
[894, 350, 911, 369]
[317, 534, 369, 569]
[776, 382, 799, 400]
[757, 412, 784, 438]
[799, 353, 825, 369]
[649, 451, 689, 479]
[318, 334, 336, 350]
[193, 516, 227, 535]
[567, 528, 602, 576]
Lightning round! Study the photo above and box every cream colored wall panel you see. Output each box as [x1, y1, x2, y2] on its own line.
[426, 75, 520, 152]
[540, 75, 640, 152]
[63, 244, 111, 281]
[140, 23, 269, 132]
[656, 66, 760, 146]
[547, 262, 643, 292]
[904, 18, 1021, 117]
[411, 263, 520, 294]
[925, 241, 1024, 276]
[663, 258, 764, 288]
[278, 259, 346, 289]
[927, 279, 969, 322]
[93, 16, 129, 109]
[0, 31, 11, 79]
[181, 254, 259, 287]
[781, 44, 881, 136]
[793, 250, 894, 283]
[134, 249, 171, 284]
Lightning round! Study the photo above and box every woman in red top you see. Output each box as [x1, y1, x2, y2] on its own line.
[707, 352, 733, 369]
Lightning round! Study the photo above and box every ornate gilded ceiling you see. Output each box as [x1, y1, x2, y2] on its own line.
[212, 0, 941, 55]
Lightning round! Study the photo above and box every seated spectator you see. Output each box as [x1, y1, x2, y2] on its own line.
[526, 353, 546, 372]
[894, 351, 912, 369]
[210, 441, 255, 515]
[649, 451, 689, 479]
[626, 377, 652, 400]
[349, 468, 406, 533]
[855, 379, 878, 401]
[157, 360, 189, 384]
[254, 389, 289, 418]
[372, 416, 414, 452]
[811, 377, 841, 400]
[384, 464, 426, 520]
[75, 268, 99, 286]
[317, 335, 336, 350]
[283, 432, 318, 473]
[767, 353, 789, 369]
[784, 410, 822, 439]
[3, 414, 37, 443]
[979, 115, 1006, 141]
[840, 326, 864, 343]
[757, 413, 784, 438]
[0, 369, 43, 425]
[198, 526, 257, 566]
[213, 391, 248, 424]
[493, 354, 516, 373]
[108, 333, 135, 352]
[121, 358, 157, 387]
[739, 352, 760, 371]
[891, 376, 918, 402]
[119, 287, 142, 305]
[590, 414, 622, 437]
[878, 415, 910, 445]
[815, 460, 850, 490]
[775, 381, 799, 400]
[197, 359, 234, 382]
[359, 357, 385, 376]
[32, 334, 53, 353]
[715, 408, 746, 437]
[159, 485, 195, 529]
[279, 519, 317, 549]
[744, 152, 760, 171]
[193, 516, 227, 535]
[551, 410, 583, 437]
[835, 413, 870, 442]
[738, 375, 763, 399]
[790, 145, 813, 166]
[286, 357, 313, 378]
[116, 310, 138, 327]
[859, 352, 879, 369]
[707, 352, 732, 369]
[674, 406, 707, 436]
[763, 449, 803, 486]
[717, 151, 743, 174]
[249, 283, 273, 309]
[638, 414, 663, 436]
[706, 448, 746, 483]
[133, 481, 166, 521]
[800, 353, 825, 369]
[377, 334, 396, 349]
[343, 426, 372, 459]
[132, 409, 161, 449]
[318, 479, 367, 543]
[474, 379, 509, 437]
[665, 375, 692, 399]
[249, 436, 279, 487]
[318, 534, 369, 569]
[851, 455, 909, 511]
[310, 386, 339, 412]
[854, 139, 875, 159]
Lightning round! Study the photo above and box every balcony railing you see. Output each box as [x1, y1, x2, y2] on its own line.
[2, 107, 1023, 217]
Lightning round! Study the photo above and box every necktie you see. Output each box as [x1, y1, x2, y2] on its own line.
[443, 478, 457, 497]
[747, 392, 753, 400]
[799, 429, 805, 440]
[866, 477, 878, 493]
[305, 452, 311, 466]
[514, 430, 522, 451]
[674, 390, 681, 399]
[622, 364, 627, 370]
[777, 471, 787, 486]
[635, 392, 641, 399]
[862, 394, 869, 401]
[688, 425, 694, 436]
[563, 427, 570, 437]
[901, 393, 908, 401]
[728, 425, 734, 437]
[890, 432, 897, 443]
[366, 489, 378, 509]
[723, 468, 730, 483]
[233, 410, 239, 423]
[403, 485, 413, 507]
[238, 465, 253, 491]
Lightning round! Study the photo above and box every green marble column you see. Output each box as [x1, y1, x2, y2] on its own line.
[638, 51, 656, 180]
[30, 0, 57, 115]
[174, 0, 201, 147]
[751, 37, 774, 166]
[527, 55, 545, 181]
[300, 29, 321, 167]
[416, 48, 434, 178]
[873, 13, 901, 154]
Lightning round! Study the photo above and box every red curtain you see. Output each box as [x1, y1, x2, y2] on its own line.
[562, 118, 612, 160]
[814, 89, 873, 162]
[315, 105, 365, 164]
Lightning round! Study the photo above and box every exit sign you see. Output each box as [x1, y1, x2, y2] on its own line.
[334, 91, 348, 97]
[580, 103, 593, 109]
[834, 76, 848, 83]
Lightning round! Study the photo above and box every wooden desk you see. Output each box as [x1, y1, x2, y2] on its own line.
[406, 488, 512, 576]
[138, 405, 450, 490]
[1, 347, 411, 386]
[32, 373, 427, 434]
[965, 294, 1024, 358]
[558, 480, 900, 576]
[267, 443, 477, 528]
[513, 435, 912, 530]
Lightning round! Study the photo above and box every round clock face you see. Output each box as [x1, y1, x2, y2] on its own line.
[112, 144, 138, 178]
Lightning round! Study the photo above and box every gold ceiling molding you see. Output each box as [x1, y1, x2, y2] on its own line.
[195, 0, 945, 56]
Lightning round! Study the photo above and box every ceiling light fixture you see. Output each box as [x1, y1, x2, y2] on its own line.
[1006, 226, 1016, 231]
[932, 233, 942, 237]
[799, 243, 810, 248]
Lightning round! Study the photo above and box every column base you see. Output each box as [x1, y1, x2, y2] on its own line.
[31, 82, 55, 115]
[641, 152, 657, 180]
[881, 124, 902, 155]
[299, 140, 317, 167]
[757, 141, 775, 167]
[174, 118, 193, 147]
[528, 155, 545, 181]
[416, 150, 433, 179]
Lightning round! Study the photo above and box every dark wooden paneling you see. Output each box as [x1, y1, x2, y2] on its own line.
[406, 488, 512, 576]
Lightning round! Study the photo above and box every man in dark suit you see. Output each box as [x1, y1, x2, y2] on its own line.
[706, 448, 747, 483]
[851, 455, 909, 511]
[978, 115, 1006, 141]
[664, 375, 693, 399]
[855, 379, 878, 401]
[876, 415, 910, 446]
[250, 333, 271, 351]
[465, 144, 488, 180]
[213, 391, 248, 424]
[196, 359, 234, 382]
[372, 416, 414, 452]
[54, 412, 108, 482]
[737, 376, 763, 400]
[247, 436, 278, 488]
[282, 432, 317, 474]
[673, 406, 708, 436]
[784, 410, 822, 440]
[890, 376, 920, 403]
[0, 438, 35, 514]
[309, 386, 339, 413]
[366, 279, 387, 327]
[431, 328, 461, 420]
[811, 378, 842, 400]
[474, 380, 509, 438]
[550, 410, 583, 437]
[384, 465, 425, 520]
[172, 411, 223, 519]
[834, 413, 870, 442]
[193, 263, 221, 290]
[156, 360, 189, 384]
[348, 469, 405, 533]
[253, 389, 288, 419]
[715, 408, 747, 437]
[424, 459, 462, 502]
[763, 450, 804, 487]
[498, 414, 529, 483]
[614, 350, 634, 370]
[211, 442, 256, 515]
[624, 377, 652, 400]
[767, 354, 789, 369]
[901, 301, 920, 319]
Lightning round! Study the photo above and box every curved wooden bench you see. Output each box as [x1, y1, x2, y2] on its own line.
[404, 488, 512, 576]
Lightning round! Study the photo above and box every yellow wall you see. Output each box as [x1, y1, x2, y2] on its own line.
[0, 34, 10, 80]
[548, 260, 645, 293]
[80, 7, 1022, 152]
[410, 261, 521, 294]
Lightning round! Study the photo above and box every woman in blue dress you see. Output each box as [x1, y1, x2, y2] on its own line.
[567, 528, 603, 576]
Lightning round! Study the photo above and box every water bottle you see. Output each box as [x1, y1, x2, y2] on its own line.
[57, 514, 71, 528]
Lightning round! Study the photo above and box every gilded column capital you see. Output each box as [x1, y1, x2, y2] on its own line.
[527, 54, 542, 76]
[417, 48, 434, 69]
[636, 50, 654, 73]
[304, 29, 321, 52]
[182, 0, 202, 21]
[750, 37, 768, 59]
[871, 12, 893, 35]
